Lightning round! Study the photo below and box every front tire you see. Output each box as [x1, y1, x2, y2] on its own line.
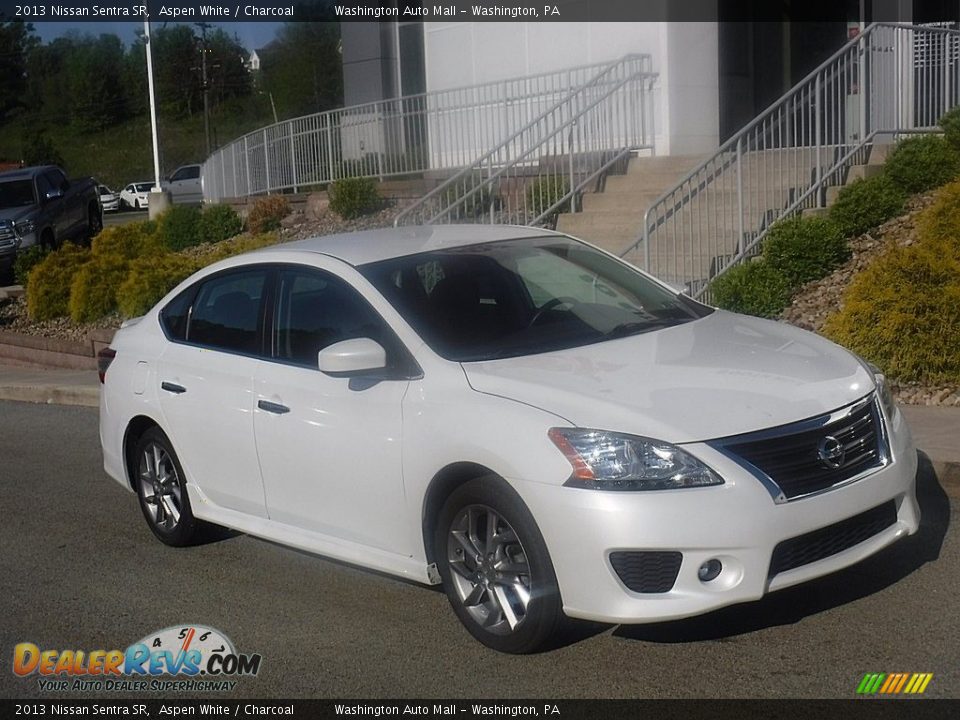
[134, 428, 203, 547]
[87, 204, 103, 243]
[434, 476, 564, 653]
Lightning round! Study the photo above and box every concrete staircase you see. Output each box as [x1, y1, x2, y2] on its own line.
[559, 147, 841, 288]
[803, 143, 891, 217]
[555, 155, 706, 255]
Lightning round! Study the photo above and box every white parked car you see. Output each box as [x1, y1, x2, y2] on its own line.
[120, 182, 153, 210]
[97, 184, 120, 212]
[98, 226, 919, 653]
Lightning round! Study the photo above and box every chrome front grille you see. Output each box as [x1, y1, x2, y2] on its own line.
[711, 396, 888, 503]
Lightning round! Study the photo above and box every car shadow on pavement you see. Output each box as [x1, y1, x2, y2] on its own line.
[611, 450, 951, 644]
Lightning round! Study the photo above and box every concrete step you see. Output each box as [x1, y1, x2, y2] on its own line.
[845, 164, 884, 182]
[867, 142, 895, 165]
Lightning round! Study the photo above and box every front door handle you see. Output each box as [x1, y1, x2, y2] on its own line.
[258, 400, 290, 415]
[161, 381, 187, 394]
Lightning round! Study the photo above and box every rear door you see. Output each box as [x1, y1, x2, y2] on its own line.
[156, 267, 270, 518]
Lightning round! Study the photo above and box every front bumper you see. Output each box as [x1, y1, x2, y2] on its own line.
[515, 406, 919, 624]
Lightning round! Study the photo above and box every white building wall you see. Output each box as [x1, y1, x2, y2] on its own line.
[422, 21, 720, 157]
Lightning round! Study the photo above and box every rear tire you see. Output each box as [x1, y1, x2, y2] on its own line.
[434, 476, 564, 654]
[134, 427, 204, 547]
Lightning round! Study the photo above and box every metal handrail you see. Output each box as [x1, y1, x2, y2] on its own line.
[394, 55, 657, 227]
[626, 22, 960, 300]
[201, 55, 652, 202]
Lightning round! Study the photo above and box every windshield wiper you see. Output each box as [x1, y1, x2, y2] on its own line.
[602, 318, 690, 340]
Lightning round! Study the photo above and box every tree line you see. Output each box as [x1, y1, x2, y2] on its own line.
[0, 7, 343, 166]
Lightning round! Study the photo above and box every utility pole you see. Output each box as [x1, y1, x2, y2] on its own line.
[196, 21, 212, 157]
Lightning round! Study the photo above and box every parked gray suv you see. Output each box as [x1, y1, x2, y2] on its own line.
[164, 164, 203, 205]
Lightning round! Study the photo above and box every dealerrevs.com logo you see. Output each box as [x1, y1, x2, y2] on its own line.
[13, 625, 262, 693]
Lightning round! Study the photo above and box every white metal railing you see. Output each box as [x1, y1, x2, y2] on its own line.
[201, 57, 652, 202]
[393, 55, 657, 227]
[625, 23, 960, 300]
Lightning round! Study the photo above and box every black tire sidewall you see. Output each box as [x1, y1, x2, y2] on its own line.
[133, 427, 199, 547]
[434, 476, 564, 654]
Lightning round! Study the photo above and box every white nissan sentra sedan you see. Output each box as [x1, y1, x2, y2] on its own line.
[99, 226, 919, 653]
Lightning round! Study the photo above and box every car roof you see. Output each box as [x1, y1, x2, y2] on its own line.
[253, 225, 563, 266]
[0, 166, 56, 180]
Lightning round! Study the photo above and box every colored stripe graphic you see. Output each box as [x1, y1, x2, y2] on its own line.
[857, 673, 933, 695]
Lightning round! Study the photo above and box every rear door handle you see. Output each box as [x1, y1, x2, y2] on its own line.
[161, 382, 187, 394]
[258, 400, 290, 415]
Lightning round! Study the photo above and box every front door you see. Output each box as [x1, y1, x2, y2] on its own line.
[253, 266, 411, 553]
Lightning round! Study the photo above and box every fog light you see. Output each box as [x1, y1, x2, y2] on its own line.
[698, 559, 722, 582]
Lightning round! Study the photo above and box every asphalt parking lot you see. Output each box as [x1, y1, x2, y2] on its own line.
[0, 400, 956, 699]
[103, 209, 150, 229]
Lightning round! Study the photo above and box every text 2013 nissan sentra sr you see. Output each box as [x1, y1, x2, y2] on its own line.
[98, 226, 919, 653]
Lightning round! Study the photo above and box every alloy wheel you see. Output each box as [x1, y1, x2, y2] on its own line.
[446, 504, 532, 635]
[138, 442, 184, 533]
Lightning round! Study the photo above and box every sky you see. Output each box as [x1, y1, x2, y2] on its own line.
[33, 21, 283, 51]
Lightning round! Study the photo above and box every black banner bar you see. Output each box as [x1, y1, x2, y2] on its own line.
[2, 699, 960, 719]
[0, 1, 942, 24]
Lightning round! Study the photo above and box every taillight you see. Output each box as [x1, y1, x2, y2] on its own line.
[97, 347, 116, 384]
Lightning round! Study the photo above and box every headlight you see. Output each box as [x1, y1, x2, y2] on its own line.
[13, 220, 35, 237]
[548, 428, 724, 491]
[871, 366, 897, 418]
[853, 354, 897, 418]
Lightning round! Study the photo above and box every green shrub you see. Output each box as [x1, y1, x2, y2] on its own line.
[68, 255, 128, 322]
[117, 254, 201, 318]
[761, 216, 850, 287]
[157, 205, 203, 251]
[26, 243, 91, 321]
[884, 134, 960, 194]
[709, 261, 793, 319]
[91, 221, 163, 260]
[328, 177, 383, 220]
[198, 204, 243, 244]
[13, 245, 49, 287]
[823, 238, 960, 383]
[247, 195, 290, 234]
[525, 176, 570, 219]
[940, 107, 960, 151]
[828, 174, 906, 238]
[916, 178, 960, 249]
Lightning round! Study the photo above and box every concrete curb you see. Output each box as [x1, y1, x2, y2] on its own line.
[0, 383, 99, 408]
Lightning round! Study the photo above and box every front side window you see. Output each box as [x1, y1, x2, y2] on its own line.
[272, 268, 386, 368]
[360, 236, 711, 362]
[187, 270, 266, 354]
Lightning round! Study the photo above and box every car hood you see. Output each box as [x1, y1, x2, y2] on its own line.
[0, 207, 36, 224]
[461, 310, 874, 444]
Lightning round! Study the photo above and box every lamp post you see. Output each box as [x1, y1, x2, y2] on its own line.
[144, 18, 171, 218]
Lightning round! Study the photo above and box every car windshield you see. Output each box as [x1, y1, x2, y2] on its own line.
[359, 235, 711, 362]
[99, 185, 113, 194]
[134, 183, 152, 192]
[0, 179, 36, 209]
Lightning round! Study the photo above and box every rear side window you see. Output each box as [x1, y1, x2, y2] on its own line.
[159, 288, 195, 341]
[187, 270, 267, 355]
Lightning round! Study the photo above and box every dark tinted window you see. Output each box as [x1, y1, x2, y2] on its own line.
[44, 169, 68, 192]
[159, 288, 196, 341]
[273, 269, 386, 368]
[188, 270, 266, 354]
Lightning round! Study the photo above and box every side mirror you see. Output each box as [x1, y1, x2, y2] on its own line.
[318, 338, 387, 376]
[45, 189, 64, 202]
